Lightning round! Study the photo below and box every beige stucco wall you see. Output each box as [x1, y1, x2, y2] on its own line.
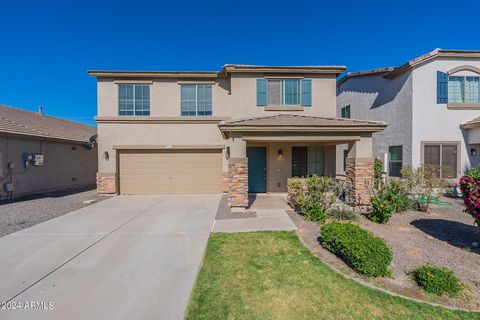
[97, 73, 337, 119]
[230, 73, 337, 118]
[95, 71, 340, 185]
[97, 123, 226, 173]
[97, 78, 231, 117]
[0, 135, 97, 199]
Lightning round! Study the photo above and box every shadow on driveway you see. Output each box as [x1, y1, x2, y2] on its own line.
[410, 219, 480, 254]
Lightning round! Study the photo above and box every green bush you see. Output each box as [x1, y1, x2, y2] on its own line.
[319, 222, 392, 276]
[369, 180, 411, 224]
[373, 158, 384, 189]
[298, 196, 327, 223]
[328, 207, 358, 221]
[465, 167, 480, 179]
[413, 264, 463, 296]
[293, 175, 343, 224]
[370, 196, 395, 224]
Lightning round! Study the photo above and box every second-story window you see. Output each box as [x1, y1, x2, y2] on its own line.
[341, 105, 351, 118]
[181, 85, 212, 116]
[437, 71, 480, 104]
[267, 79, 300, 105]
[257, 78, 311, 107]
[118, 84, 150, 116]
[448, 76, 480, 104]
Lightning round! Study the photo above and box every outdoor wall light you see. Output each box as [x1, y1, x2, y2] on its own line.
[471, 148, 477, 157]
[103, 151, 110, 161]
[277, 149, 283, 158]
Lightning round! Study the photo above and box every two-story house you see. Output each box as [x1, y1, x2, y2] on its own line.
[337, 49, 480, 180]
[89, 65, 386, 208]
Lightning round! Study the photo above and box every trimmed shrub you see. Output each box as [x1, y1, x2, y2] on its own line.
[319, 222, 392, 276]
[369, 180, 411, 224]
[413, 264, 463, 296]
[328, 207, 358, 221]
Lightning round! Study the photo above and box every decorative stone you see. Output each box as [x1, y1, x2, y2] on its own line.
[227, 158, 248, 208]
[97, 174, 117, 194]
[345, 157, 374, 206]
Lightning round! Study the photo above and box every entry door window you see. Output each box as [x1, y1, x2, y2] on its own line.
[292, 146, 324, 177]
[423, 143, 459, 178]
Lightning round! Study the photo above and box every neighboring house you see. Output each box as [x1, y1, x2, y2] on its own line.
[0, 105, 98, 200]
[337, 49, 480, 180]
[89, 65, 386, 208]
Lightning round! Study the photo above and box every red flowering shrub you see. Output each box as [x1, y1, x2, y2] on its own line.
[459, 171, 480, 228]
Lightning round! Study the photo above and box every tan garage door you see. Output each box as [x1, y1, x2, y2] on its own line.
[119, 149, 222, 194]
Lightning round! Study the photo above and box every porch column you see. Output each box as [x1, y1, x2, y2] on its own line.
[346, 135, 374, 206]
[227, 134, 248, 208]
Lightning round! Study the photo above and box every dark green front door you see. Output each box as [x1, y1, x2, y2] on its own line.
[247, 147, 267, 193]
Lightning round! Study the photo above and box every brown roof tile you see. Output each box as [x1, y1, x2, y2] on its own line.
[219, 114, 386, 127]
[0, 105, 96, 143]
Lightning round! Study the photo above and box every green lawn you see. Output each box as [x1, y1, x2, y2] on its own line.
[186, 231, 480, 320]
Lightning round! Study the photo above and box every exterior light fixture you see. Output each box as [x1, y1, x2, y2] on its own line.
[277, 149, 283, 157]
[103, 151, 110, 161]
[471, 148, 477, 157]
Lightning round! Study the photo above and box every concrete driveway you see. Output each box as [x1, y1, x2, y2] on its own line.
[0, 194, 221, 320]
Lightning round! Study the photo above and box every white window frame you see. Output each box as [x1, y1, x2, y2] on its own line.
[448, 75, 480, 104]
[180, 84, 212, 116]
[118, 84, 150, 116]
[267, 79, 301, 106]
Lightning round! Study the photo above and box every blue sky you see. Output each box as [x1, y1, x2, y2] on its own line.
[0, 0, 478, 125]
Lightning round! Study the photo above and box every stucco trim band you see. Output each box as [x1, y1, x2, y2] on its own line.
[96, 116, 230, 124]
[112, 144, 225, 150]
[242, 135, 361, 142]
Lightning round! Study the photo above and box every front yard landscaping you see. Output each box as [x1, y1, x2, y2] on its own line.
[186, 232, 480, 319]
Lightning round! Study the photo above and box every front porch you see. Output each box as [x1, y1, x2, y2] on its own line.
[219, 114, 387, 208]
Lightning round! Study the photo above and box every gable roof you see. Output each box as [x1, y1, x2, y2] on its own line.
[218, 113, 386, 130]
[0, 105, 96, 143]
[338, 49, 480, 86]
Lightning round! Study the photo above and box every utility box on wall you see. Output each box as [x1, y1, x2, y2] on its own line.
[4, 182, 14, 192]
[34, 154, 44, 166]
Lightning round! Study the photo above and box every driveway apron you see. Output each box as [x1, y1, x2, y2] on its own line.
[0, 194, 221, 320]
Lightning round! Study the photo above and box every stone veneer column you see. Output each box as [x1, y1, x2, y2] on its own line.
[345, 157, 374, 206]
[227, 158, 248, 207]
[96, 173, 117, 194]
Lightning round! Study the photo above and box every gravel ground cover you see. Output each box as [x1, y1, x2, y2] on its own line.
[287, 197, 480, 310]
[0, 187, 108, 237]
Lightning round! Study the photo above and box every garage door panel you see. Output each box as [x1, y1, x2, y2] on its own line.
[119, 150, 222, 195]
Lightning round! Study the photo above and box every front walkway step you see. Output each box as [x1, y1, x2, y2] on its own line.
[213, 209, 296, 233]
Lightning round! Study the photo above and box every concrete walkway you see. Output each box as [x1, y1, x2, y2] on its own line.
[213, 209, 297, 232]
[213, 194, 297, 233]
[0, 194, 221, 320]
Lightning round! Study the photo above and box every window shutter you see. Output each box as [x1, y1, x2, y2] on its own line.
[437, 71, 448, 104]
[256, 79, 267, 106]
[301, 79, 312, 106]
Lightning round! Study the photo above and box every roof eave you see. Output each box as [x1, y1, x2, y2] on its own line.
[223, 65, 347, 75]
[218, 125, 387, 133]
[87, 70, 219, 79]
[0, 130, 91, 144]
